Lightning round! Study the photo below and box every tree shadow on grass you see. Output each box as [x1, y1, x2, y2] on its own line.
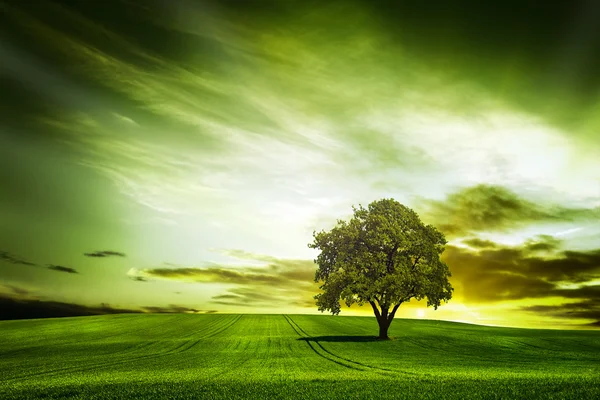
[298, 335, 380, 343]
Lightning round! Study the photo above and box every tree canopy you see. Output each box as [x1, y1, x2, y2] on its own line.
[308, 198, 453, 338]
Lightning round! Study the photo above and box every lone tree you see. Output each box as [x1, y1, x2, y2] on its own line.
[309, 198, 453, 339]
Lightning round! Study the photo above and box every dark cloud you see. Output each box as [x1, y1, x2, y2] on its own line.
[523, 235, 562, 252]
[423, 185, 599, 236]
[527, 250, 600, 283]
[554, 285, 600, 300]
[129, 276, 147, 282]
[444, 243, 600, 303]
[1, 251, 80, 274]
[520, 298, 600, 326]
[464, 235, 562, 252]
[0, 292, 215, 320]
[140, 305, 202, 313]
[47, 264, 78, 274]
[0, 294, 140, 320]
[212, 294, 241, 300]
[0, 250, 36, 266]
[84, 250, 126, 258]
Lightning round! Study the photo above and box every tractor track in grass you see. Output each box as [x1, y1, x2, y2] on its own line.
[283, 315, 408, 375]
[282, 314, 361, 371]
[4, 315, 243, 383]
[166, 314, 244, 355]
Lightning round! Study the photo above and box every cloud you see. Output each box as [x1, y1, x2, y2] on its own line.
[135, 242, 600, 316]
[47, 264, 78, 274]
[423, 185, 600, 236]
[0, 291, 217, 320]
[2, 0, 597, 251]
[554, 284, 600, 300]
[211, 287, 292, 308]
[135, 257, 315, 286]
[443, 237, 600, 327]
[139, 267, 279, 285]
[217, 249, 279, 263]
[464, 234, 562, 252]
[0, 251, 78, 274]
[1, 250, 81, 275]
[462, 238, 498, 249]
[444, 241, 600, 303]
[84, 250, 126, 258]
[0, 295, 141, 320]
[140, 305, 209, 314]
[522, 235, 562, 252]
[520, 298, 600, 326]
[0, 250, 37, 266]
[211, 286, 316, 309]
[131, 251, 319, 309]
[0, 284, 30, 296]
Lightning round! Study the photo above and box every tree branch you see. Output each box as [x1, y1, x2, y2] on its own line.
[374, 295, 381, 305]
[369, 301, 381, 321]
[388, 303, 401, 323]
[412, 255, 421, 269]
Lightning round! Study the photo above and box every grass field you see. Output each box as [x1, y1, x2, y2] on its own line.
[1, 314, 599, 399]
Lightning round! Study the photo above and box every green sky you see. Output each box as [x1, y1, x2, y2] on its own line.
[1, 0, 599, 328]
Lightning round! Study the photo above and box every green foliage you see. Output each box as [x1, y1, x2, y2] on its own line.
[1, 314, 599, 399]
[309, 199, 453, 335]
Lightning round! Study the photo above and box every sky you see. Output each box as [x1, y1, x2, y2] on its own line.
[1, 0, 599, 329]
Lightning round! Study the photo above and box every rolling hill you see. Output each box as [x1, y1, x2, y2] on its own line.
[1, 314, 599, 399]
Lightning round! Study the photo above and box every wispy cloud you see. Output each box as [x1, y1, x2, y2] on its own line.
[1, 250, 79, 274]
[130, 252, 318, 309]
[140, 305, 215, 314]
[6, 0, 598, 225]
[0, 250, 37, 266]
[84, 250, 126, 258]
[133, 258, 315, 286]
[47, 264, 78, 274]
[422, 184, 600, 236]
[0, 284, 30, 297]
[462, 238, 499, 249]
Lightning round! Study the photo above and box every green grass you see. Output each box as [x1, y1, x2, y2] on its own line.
[1, 314, 599, 399]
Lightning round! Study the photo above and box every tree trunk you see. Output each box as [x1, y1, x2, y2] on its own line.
[378, 319, 390, 339]
[370, 301, 401, 340]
